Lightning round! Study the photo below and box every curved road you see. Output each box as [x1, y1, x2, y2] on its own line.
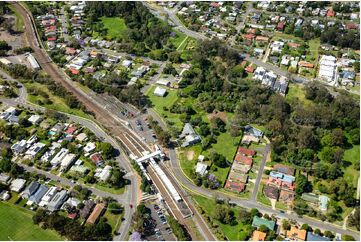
[0, 68, 137, 241]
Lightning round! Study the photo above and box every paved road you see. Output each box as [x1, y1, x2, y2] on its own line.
[0, 67, 137, 241]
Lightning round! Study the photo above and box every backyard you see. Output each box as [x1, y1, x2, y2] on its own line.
[0, 202, 62, 241]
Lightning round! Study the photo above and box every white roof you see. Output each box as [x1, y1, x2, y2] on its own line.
[195, 162, 208, 176]
[10, 179, 26, 192]
[60, 153, 76, 168]
[28, 114, 41, 123]
[154, 87, 167, 97]
[0, 58, 11, 65]
[84, 142, 96, 153]
[76, 133, 87, 142]
[50, 148, 69, 166]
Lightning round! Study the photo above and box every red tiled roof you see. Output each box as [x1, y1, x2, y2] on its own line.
[238, 147, 256, 156]
[65, 126, 77, 135]
[245, 64, 255, 73]
[277, 22, 285, 30]
[346, 22, 358, 29]
[235, 154, 253, 166]
[299, 61, 314, 68]
[243, 34, 255, 40]
[326, 8, 335, 17]
[86, 203, 105, 224]
[287, 42, 300, 48]
[65, 47, 76, 55]
[225, 180, 245, 193]
[69, 68, 79, 75]
[47, 37, 56, 41]
[256, 36, 269, 42]
[68, 213, 77, 219]
[210, 2, 220, 8]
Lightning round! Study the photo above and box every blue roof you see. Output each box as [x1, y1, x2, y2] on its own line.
[307, 232, 331, 241]
[29, 185, 48, 204]
[281, 174, 295, 183]
[244, 125, 264, 138]
[270, 171, 283, 179]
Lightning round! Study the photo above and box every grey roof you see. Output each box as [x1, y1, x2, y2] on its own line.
[29, 184, 49, 204]
[48, 190, 68, 211]
[307, 232, 331, 241]
[22, 181, 40, 199]
[80, 199, 95, 219]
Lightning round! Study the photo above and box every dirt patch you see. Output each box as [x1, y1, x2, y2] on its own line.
[208, 110, 228, 123]
[186, 150, 194, 161]
[0, 30, 25, 52]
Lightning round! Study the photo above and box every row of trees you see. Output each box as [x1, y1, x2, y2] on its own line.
[33, 209, 112, 240]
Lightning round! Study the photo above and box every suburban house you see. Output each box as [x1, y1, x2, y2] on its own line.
[195, 162, 208, 176]
[10, 178, 26, 192]
[179, 123, 201, 147]
[86, 202, 106, 224]
[263, 185, 280, 200]
[252, 230, 267, 241]
[80, 200, 96, 219]
[225, 180, 245, 193]
[22, 181, 40, 199]
[28, 184, 49, 205]
[153, 86, 167, 97]
[286, 226, 307, 241]
[48, 190, 68, 212]
[252, 216, 276, 231]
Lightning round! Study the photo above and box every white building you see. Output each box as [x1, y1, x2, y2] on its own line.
[25, 142, 46, 157]
[50, 148, 69, 167]
[28, 115, 42, 125]
[39, 186, 57, 207]
[26, 54, 40, 70]
[60, 153, 77, 171]
[195, 162, 208, 176]
[10, 178, 26, 192]
[153, 86, 167, 97]
[318, 55, 337, 86]
[84, 142, 96, 153]
[95, 165, 112, 182]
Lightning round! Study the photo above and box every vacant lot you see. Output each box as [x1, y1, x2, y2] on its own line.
[100, 17, 127, 40]
[0, 202, 61, 241]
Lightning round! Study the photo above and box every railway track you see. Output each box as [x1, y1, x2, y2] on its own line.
[11, 2, 151, 158]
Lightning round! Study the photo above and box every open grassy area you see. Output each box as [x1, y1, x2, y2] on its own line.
[94, 184, 125, 195]
[146, 85, 183, 129]
[24, 82, 92, 119]
[272, 32, 302, 42]
[100, 17, 127, 40]
[104, 209, 124, 233]
[210, 132, 240, 161]
[169, 30, 187, 49]
[0, 202, 62, 241]
[192, 194, 252, 241]
[8, 5, 25, 32]
[343, 144, 360, 188]
[286, 83, 313, 106]
[308, 38, 320, 64]
[178, 145, 202, 180]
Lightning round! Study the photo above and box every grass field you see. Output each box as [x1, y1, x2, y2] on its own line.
[286, 83, 313, 106]
[100, 17, 127, 40]
[0, 202, 61, 241]
[308, 38, 320, 64]
[24, 82, 92, 119]
[169, 30, 187, 49]
[146, 85, 183, 129]
[192, 194, 252, 241]
[94, 184, 125, 195]
[343, 144, 360, 187]
[8, 5, 25, 32]
[104, 209, 124, 233]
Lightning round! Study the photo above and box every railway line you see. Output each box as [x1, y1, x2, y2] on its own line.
[12, 2, 217, 240]
[11, 2, 151, 159]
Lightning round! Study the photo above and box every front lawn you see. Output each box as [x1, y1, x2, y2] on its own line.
[0, 202, 62, 241]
